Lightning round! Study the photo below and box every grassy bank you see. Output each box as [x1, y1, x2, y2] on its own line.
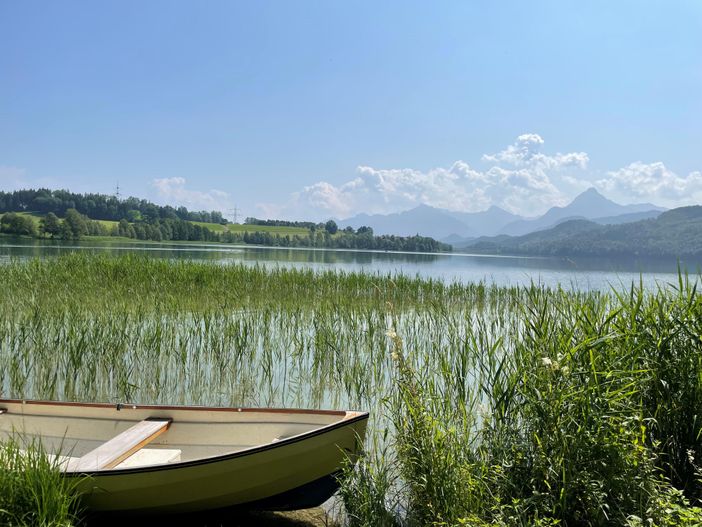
[0, 438, 82, 526]
[0, 255, 701, 525]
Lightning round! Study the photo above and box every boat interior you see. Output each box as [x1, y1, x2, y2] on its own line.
[0, 400, 362, 472]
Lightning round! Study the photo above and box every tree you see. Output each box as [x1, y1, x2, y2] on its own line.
[324, 220, 338, 235]
[40, 212, 61, 238]
[58, 220, 73, 240]
[0, 213, 37, 237]
[126, 209, 142, 222]
[63, 208, 88, 239]
[142, 204, 160, 223]
[118, 218, 130, 237]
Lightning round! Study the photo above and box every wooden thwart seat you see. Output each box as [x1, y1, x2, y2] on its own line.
[115, 448, 181, 468]
[69, 418, 172, 472]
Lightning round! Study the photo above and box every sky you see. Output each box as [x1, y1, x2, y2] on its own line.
[1, 1, 701, 221]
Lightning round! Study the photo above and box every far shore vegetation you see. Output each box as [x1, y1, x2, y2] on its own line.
[0, 188, 452, 253]
[464, 205, 702, 259]
[1, 254, 701, 525]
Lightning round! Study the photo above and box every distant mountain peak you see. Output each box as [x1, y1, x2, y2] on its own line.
[580, 187, 603, 197]
[412, 203, 437, 212]
[341, 191, 666, 241]
[571, 187, 611, 204]
[498, 188, 666, 237]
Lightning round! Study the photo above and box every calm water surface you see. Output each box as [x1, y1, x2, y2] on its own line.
[2, 237, 699, 290]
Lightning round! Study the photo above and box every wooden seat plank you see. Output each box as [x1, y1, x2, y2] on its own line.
[70, 418, 171, 472]
[115, 448, 182, 468]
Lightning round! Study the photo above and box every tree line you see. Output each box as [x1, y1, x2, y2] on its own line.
[245, 217, 317, 229]
[1, 210, 451, 252]
[0, 189, 226, 224]
[221, 229, 450, 252]
[0, 210, 221, 242]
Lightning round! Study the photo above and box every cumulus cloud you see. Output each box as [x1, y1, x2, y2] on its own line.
[260, 134, 700, 221]
[261, 134, 589, 220]
[596, 162, 702, 206]
[482, 133, 589, 170]
[152, 177, 231, 212]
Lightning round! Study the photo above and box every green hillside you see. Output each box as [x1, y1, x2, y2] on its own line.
[190, 220, 309, 236]
[2, 212, 309, 238]
[464, 205, 702, 258]
[1, 209, 450, 252]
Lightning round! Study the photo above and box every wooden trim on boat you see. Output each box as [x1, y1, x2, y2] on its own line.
[71, 418, 172, 471]
[0, 398, 348, 417]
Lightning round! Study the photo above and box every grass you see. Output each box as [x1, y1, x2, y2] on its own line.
[93, 219, 119, 229]
[341, 277, 702, 526]
[219, 223, 311, 236]
[0, 437, 82, 527]
[0, 254, 701, 525]
[1, 211, 310, 237]
[0, 212, 117, 232]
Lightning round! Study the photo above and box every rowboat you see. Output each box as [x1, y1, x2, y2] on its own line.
[0, 398, 369, 515]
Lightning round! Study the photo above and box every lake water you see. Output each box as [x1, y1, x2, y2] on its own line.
[1, 237, 699, 291]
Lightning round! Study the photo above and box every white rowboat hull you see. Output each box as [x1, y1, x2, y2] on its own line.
[0, 399, 369, 515]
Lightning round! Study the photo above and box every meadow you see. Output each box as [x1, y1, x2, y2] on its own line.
[0, 254, 701, 526]
[190, 220, 311, 237]
[1, 211, 309, 238]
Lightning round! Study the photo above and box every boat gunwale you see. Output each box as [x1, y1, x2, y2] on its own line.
[0, 398, 350, 416]
[0, 398, 369, 477]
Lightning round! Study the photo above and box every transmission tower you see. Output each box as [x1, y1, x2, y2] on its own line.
[228, 205, 240, 223]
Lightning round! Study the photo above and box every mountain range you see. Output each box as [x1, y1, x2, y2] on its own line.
[340, 188, 666, 242]
[459, 205, 702, 259]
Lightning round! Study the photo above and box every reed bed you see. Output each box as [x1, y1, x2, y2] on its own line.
[0, 254, 701, 525]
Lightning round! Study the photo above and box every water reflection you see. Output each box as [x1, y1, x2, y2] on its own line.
[0, 237, 699, 291]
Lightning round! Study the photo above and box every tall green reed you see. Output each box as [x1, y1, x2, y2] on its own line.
[340, 278, 702, 526]
[0, 437, 82, 527]
[2, 254, 701, 525]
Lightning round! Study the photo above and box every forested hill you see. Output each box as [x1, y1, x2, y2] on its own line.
[463, 205, 702, 258]
[0, 188, 451, 252]
[0, 189, 226, 224]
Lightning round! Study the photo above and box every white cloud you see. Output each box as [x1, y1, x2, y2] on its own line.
[260, 134, 588, 220]
[482, 133, 589, 170]
[152, 177, 231, 212]
[259, 134, 701, 221]
[482, 133, 545, 165]
[596, 162, 702, 206]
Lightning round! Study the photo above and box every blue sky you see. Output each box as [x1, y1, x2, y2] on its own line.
[1, 1, 701, 220]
